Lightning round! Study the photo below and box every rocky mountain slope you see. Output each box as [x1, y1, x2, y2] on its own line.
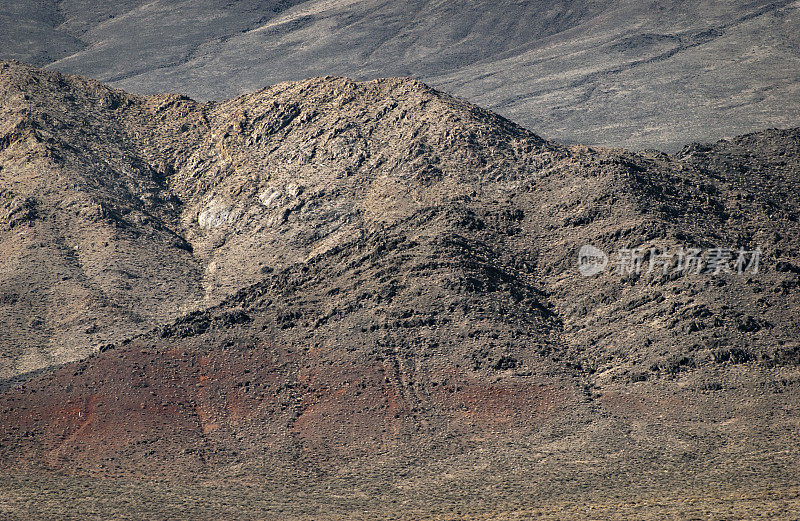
[2, 0, 798, 150]
[0, 61, 799, 519]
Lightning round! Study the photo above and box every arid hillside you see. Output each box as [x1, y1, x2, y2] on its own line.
[0, 61, 799, 519]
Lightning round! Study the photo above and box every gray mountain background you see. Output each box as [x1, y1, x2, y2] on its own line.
[1, 0, 799, 150]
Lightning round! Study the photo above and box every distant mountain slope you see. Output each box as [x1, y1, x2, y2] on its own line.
[1, 0, 798, 150]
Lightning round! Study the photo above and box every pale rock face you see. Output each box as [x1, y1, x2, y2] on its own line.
[258, 189, 283, 208]
[286, 183, 304, 199]
[198, 200, 241, 229]
[257, 184, 304, 210]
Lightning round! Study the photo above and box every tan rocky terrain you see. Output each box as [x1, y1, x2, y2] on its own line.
[0, 61, 799, 519]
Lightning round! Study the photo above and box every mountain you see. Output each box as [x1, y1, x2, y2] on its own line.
[0, 59, 563, 378]
[1, 0, 798, 150]
[1, 61, 799, 518]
